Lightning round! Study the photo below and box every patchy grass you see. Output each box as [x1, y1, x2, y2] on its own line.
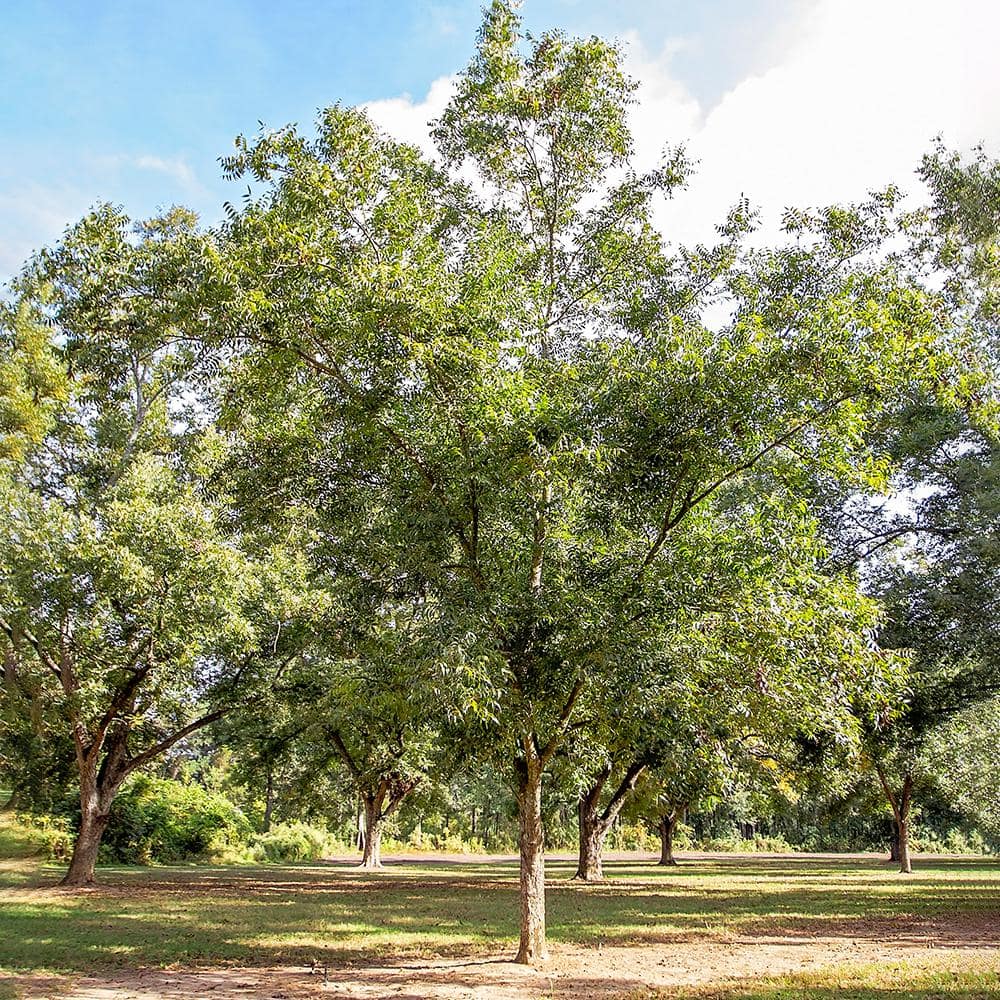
[648, 957, 1000, 1000]
[0, 849, 997, 978]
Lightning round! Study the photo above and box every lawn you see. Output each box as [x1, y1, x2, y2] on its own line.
[1, 819, 997, 999]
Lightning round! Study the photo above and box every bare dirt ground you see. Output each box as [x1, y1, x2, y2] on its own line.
[6, 912, 999, 1000]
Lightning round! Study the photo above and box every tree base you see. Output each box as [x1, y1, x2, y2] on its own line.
[58, 872, 97, 888]
[514, 945, 550, 964]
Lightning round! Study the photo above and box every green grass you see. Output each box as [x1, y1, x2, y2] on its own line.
[1, 809, 998, 1000]
[643, 962, 1000, 1000]
[0, 847, 997, 977]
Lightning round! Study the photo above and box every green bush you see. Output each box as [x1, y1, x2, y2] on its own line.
[4, 811, 73, 860]
[27, 813, 74, 860]
[251, 821, 337, 862]
[100, 776, 253, 864]
[606, 821, 658, 852]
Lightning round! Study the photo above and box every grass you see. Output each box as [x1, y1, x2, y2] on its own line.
[0, 850, 997, 970]
[642, 960, 1000, 1000]
[0, 813, 997, 997]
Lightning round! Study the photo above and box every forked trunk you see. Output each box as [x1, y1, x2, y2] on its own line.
[55, 686, 222, 888]
[515, 760, 547, 964]
[875, 764, 914, 875]
[573, 761, 646, 882]
[658, 812, 679, 865]
[61, 773, 117, 887]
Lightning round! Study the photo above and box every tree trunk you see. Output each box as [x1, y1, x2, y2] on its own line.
[262, 768, 274, 833]
[875, 764, 913, 875]
[897, 815, 912, 874]
[896, 776, 913, 874]
[575, 797, 606, 881]
[889, 824, 900, 863]
[61, 780, 113, 887]
[573, 760, 646, 882]
[1, 784, 21, 813]
[60, 737, 130, 888]
[658, 812, 679, 865]
[360, 794, 384, 869]
[515, 758, 547, 964]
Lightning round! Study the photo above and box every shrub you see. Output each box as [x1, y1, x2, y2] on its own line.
[251, 821, 337, 862]
[100, 776, 253, 864]
[606, 821, 658, 852]
[7, 812, 73, 860]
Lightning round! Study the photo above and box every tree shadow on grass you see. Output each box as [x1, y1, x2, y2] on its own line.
[1, 856, 997, 975]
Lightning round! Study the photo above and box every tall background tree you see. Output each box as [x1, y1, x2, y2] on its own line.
[0, 207, 306, 885]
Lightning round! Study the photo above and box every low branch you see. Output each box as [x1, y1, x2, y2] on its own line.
[0, 613, 63, 682]
[540, 672, 587, 766]
[599, 759, 648, 826]
[124, 709, 227, 777]
[331, 729, 364, 782]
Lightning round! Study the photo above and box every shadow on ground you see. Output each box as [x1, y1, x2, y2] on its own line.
[1, 854, 997, 977]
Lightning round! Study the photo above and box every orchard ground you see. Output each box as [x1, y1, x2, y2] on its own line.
[1, 818, 997, 1000]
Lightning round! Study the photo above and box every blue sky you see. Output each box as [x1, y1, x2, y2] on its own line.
[2, 1, 997, 277]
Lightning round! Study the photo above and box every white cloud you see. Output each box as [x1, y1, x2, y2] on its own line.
[8, 3, 998, 285]
[0, 183, 91, 280]
[635, 0, 1000, 244]
[360, 1, 1000, 247]
[131, 155, 200, 189]
[92, 153, 206, 195]
[361, 75, 458, 158]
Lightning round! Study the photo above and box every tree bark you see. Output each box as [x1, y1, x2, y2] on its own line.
[875, 763, 914, 874]
[576, 798, 605, 881]
[262, 767, 274, 833]
[360, 792, 385, 869]
[573, 760, 646, 882]
[889, 824, 900, 863]
[1, 784, 21, 813]
[658, 811, 680, 865]
[896, 774, 914, 874]
[60, 719, 132, 888]
[357, 777, 418, 869]
[897, 814, 912, 874]
[515, 755, 547, 964]
[61, 764, 119, 887]
[62, 802, 110, 886]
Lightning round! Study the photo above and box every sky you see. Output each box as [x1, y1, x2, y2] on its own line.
[3, 0, 999, 280]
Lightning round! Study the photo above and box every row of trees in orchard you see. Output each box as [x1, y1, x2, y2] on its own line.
[2, 2, 1000, 964]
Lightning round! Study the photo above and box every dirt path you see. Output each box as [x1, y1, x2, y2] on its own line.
[7, 913, 998, 1000]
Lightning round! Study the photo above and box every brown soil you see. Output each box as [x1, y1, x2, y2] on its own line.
[5, 912, 998, 1000]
